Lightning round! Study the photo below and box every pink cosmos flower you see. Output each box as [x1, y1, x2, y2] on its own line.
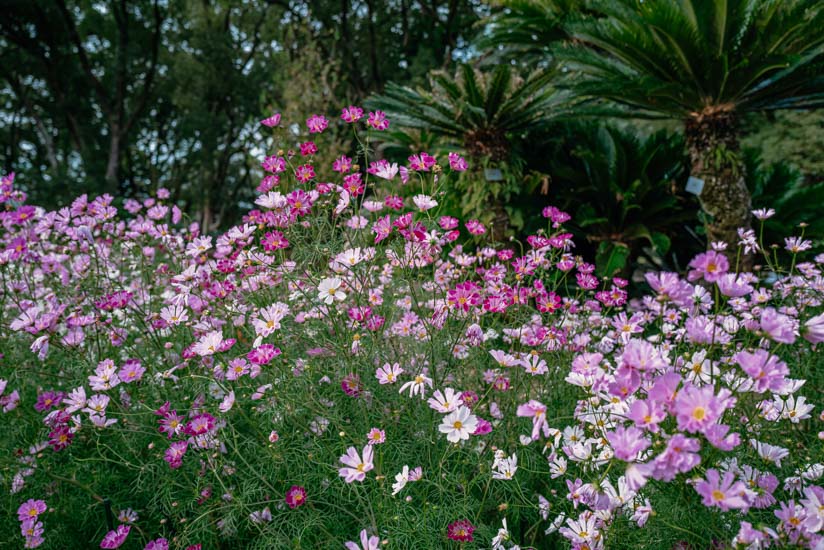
[260, 113, 281, 127]
[306, 114, 328, 133]
[448, 152, 468, 171]
[345, 529, 380, 550]
[465, 219, 486, 235]
[687, 250, 729, 283]
[695, 469, 750, 511]
[651, 434, 701, 481]
[517, 400, 550, 440]
[247, 344, 281, 365]
[192, 331, 225, 357]
[759, 307, 797, 344]
[716, 273, 754, 297]
[341, 374, 363, 397]
[734, 349, 789, 393]
[285, 485, 307, 508]
[100, 524, 130, 549]
[673, 384, 725, 433]
[367, 159, 399, 180]
[804, 312, 824, 344]
[34, 391, 64, 412]
[341, 106, 364, 123]
[376, 363, 403, 384]
[447, 519, 475, 542]
[48, 426, 73, 451]
[367, 110, 389, 130]
[184, 413, 216, 436]
[606, 425, 651, 461]
[339, 445, 374, 483]
[17, 499, 47, 522]
[333, 155, 352, 173]
[164, 441, 188, 469]
[366, 428, 385, 445]
[294, 164, 315, 183]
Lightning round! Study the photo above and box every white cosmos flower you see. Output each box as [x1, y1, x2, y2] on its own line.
[412, 194, 438, 211]
[492, 453, 518, 480]
[427, 388, 463, 413]
[392, 465, 410, 496]
[438, 405, 477, 443]
[317, 277, 345, 304]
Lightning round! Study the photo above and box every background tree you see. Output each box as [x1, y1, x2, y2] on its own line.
[1, 0, 489, 227]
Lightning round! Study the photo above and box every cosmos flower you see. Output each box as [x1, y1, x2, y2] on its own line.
[438, 406, 478, 443]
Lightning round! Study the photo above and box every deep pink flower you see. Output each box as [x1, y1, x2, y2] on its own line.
[448, 152, 467, 171]
[100, 525, 130, 549]
[247, 344, 281, 365]
[465, 219, 486, 235]
[34, 390, 64, 412]
[341, 106, 364, 123]
[285, 485, 307, 508]
[184, 413, 215, 436]
[341, 374, 363, 397]
[48, 425, 73, 451]
[367, 110, 389, 130]
[260, 113, 281, 127]
[306, 114, 328, 133]
[164, 441, 188, 469]
[300, 141, 318, 156]
[294, 164, 315, 183]
[447, 519, 475, 542]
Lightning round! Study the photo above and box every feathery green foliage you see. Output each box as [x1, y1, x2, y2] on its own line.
[559, 0, 824, 118]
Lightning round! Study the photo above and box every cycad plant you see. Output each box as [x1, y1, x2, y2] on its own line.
[367, 63, 568, 239]
[475, 0, 578, 66]
[556, 0, 824, 255]
[745, 149, 824, 250]
[546, 124, 700, 276]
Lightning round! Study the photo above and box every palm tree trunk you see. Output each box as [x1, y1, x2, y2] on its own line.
[684, 110, 752, 265]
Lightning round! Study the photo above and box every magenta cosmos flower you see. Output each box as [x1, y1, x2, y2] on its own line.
[285, 485, 307, 509]
[100, 524, 130, 549]
[447, 519, 475, 542]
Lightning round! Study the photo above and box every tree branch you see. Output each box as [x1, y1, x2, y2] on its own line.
[54, 0, 112, 114]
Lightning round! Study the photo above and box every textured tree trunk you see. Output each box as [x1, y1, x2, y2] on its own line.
[684, 108, 752, 265]
[489, 201, 510, 242]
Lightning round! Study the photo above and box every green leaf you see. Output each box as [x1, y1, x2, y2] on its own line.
[596, 241, 631, 277]
[650, 231, 672, 254]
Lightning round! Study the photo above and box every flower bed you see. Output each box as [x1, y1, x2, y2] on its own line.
[1, 108, 822, 549]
